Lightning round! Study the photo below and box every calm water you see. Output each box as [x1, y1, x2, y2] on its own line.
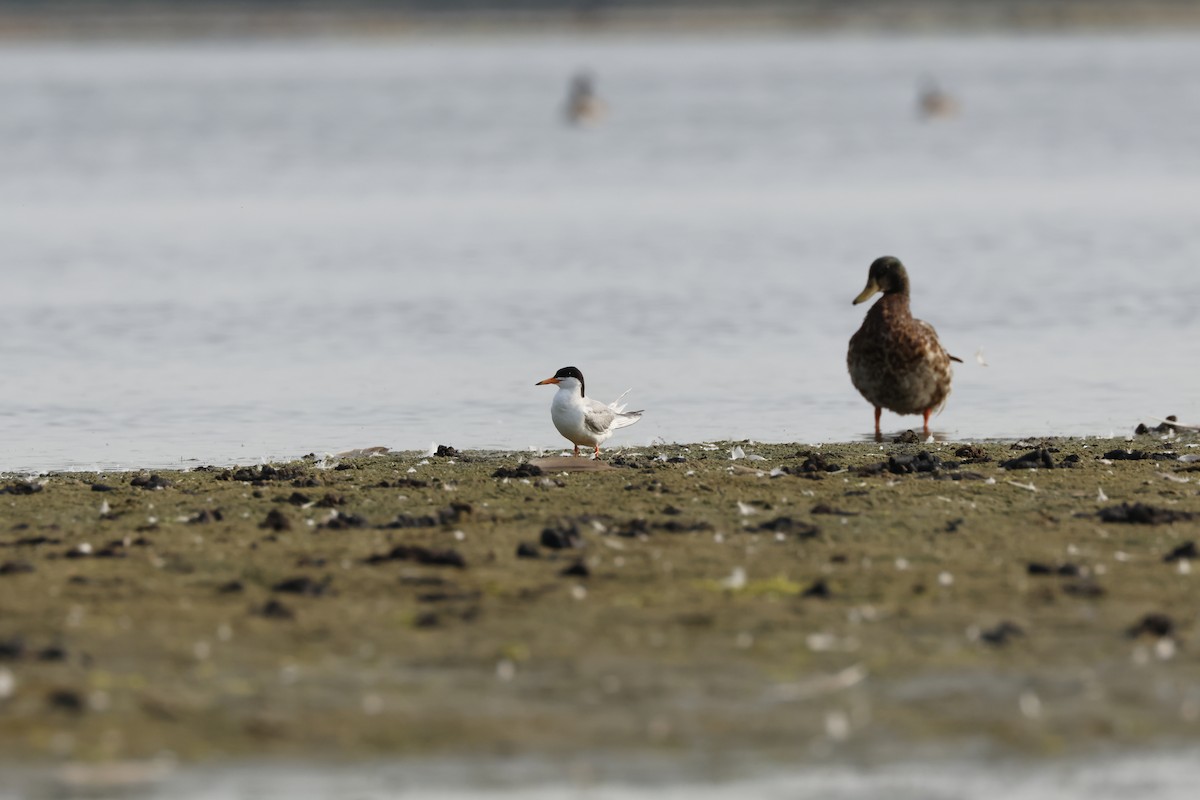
[5, 750, 1200, 799]
[1, 34, 1199, 472]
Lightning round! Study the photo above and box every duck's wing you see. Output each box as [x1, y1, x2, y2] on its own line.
[916, 320, 961, 362]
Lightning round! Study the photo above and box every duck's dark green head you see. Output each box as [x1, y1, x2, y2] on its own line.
[853, 256, 910, 305]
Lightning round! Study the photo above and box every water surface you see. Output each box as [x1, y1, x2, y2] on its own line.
[1, 34, 1198, 471]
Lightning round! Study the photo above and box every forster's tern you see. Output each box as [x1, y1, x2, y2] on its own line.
[535, 366, 642, 458]
[848, 256, 962, 440]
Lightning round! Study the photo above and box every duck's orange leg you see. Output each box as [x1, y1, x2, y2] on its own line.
[873, 407, 883, 443]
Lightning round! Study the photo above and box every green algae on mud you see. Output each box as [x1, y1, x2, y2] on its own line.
[1, 436, 1199, 764]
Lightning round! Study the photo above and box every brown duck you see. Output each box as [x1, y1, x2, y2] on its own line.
[848, 256, 961, 440]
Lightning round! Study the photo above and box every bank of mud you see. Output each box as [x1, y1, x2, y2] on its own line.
[1, 432, 1199, 765]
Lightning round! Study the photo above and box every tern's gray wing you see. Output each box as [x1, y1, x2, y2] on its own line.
[583, 399, 616, 435]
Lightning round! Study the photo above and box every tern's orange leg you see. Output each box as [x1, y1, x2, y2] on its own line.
[873, 406, 883, 443]
[573, 445, 581, 457]
[593, 444, 601, 460]
[922, 408, 932, 437]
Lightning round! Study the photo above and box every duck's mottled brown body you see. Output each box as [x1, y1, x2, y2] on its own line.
[847, 256, 958, 438]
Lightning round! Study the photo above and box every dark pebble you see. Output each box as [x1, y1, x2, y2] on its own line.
[271, 575, 330, 596]
[892, 430, 921, 444]
[1163, 541, 1198, 562]
[801, 579, 831, 599]
[382, 503, 472, 529]
[0, 637, 25, 659]
[217, 580, 244, 594]
[434, 445, 459, 457]
[260, 509, 292, 532]
[0, 560, 35, 575]
[90, 484, 117, 492]
[811, 503, 857, 516]
[37, 645, 67, 662]
[1135, 416, 1179, 435]
[321, 511, 368, 530]
[258, 599, 295, 620]
[414, 612, 440, 628]
[945, 518, 964, 533]
[491, 463, 543, 479]
[188, 509, 223, 524]
[1102, 449, 1150, 461]
[223, 464, 307, 485]
[790, 452, 843, 474]
[753, 517, 820, 539]
[1127, 612, 1174, 638]
[516, 542, 541, 559]
[13, 535, 60, 546]
[1027, 562, 1080, 577]
[540, 524, 582, 549]
[1000, 449, 1056, 470]
[614, 519, 650, 538]
[1, 482, 43, 495]
[954, 445, 991, 463]
[284, 492, 311, 505]
[1098, 503, 1196, 525]
[47, 689, 85, 713]
[560, 560, 590, 578]
[1061, 581, 1106, 598]
[364, 544, 466, 569]
[980, 621, 1024, 646]
[315, 493, 346, 508]
[655, 519, 713, 533]
[130, 474, 172, 490]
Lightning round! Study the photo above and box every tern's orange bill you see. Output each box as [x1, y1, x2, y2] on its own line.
[536, 377, 561, 386]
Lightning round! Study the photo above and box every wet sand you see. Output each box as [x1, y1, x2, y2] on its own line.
[1, 432, 1199, 766]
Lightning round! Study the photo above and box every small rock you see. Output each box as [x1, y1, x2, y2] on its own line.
[260, 509, 292, 532]
[258, 600, 294, 620]
[1098, 503, 1195, 525]
[1000, 449, 1055, 470]
[1, 481, 43, 495]
[1027, 562, 1080, 577]
[801, 579, 831, 599]
[560, 560, 590, 578]
[271, 575, 331, 596]
[217, 580, 244, 594]
[130, 474, 172, 490]
[515, 543, 540, 559]
[753, 517, 819, 539]
[540, 523, 582, 549]
[47, 689, 85, 713]
[0, 561, 35, 576]
[36, 645, 67, 662]
[1127, 612, 1174, 638]
[492, 463, 543, 479]
[364, 545, 466, 569]
[1163, 542, 1198, 562]
[980, 621, 1024, 646]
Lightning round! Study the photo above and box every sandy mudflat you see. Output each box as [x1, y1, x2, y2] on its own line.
[0, 433, 1199, 765]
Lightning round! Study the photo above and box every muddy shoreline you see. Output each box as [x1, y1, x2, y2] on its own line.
[1, 433, 1199, 767]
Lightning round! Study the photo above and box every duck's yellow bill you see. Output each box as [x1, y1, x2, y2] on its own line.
[853, 279, 881, 305]
[536, 377, 561, 386]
